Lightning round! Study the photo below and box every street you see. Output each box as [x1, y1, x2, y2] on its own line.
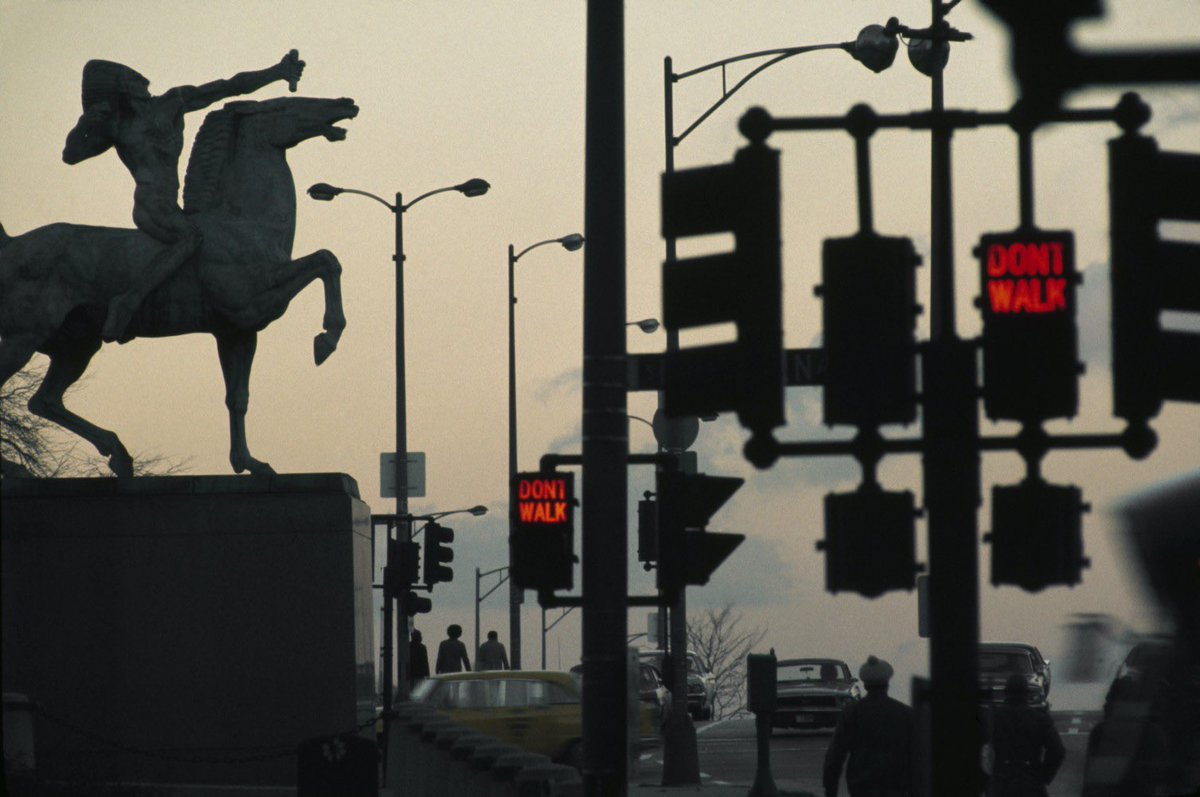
[636, 711, 1100, 796]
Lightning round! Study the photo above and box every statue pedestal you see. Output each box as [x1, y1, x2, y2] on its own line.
[1, 473, 375, 793]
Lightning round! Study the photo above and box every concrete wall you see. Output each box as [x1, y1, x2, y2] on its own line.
[1, 473, 374, 791]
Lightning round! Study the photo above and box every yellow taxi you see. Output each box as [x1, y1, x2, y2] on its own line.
[411, 669, 658, 767]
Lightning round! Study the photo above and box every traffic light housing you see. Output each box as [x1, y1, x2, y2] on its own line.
[818, 233, 922, 427]
[655, 470, 745, 602]
[422, 521, 454, 586]
[1109, 130, 1200, 426]
[976, 228, 1080, 423]
[384, 539, 420, 599]
[986, 479, 1089, 592]
[401, 590, 432, 616]
[819, 485, 920, 598]
[661, 141, 784, 451]
[637, 493, 658, 565]
[511, 471, 576, 594]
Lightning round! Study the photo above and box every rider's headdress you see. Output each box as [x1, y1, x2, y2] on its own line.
[82, 60, 148, 109]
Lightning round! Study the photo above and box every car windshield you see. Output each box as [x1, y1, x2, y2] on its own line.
[777, 661, 850, 682]
[979, 651, 1033, 674]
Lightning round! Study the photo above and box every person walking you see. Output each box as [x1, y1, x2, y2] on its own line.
[477, 630, 510, 671]
[983, 673, 1065, 797]
[408, 629, 430, 690]
[823, 655, 913, 797]
[435, 624, 471, 674]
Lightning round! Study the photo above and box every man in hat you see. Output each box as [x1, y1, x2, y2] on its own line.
[823, 655, 913, 797]
[62, 51, 304, 343]
[984, 673, 1064, 797]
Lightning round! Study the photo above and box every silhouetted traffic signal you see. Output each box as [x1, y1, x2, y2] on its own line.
[384, 539, 420, 598]
[818, 233, 922, 427]
[661, 141, 784, 454]
[637, 493, 658, 565]
[422, 521, 454, 586]
[401, 590, 432, 616]
[976, 228, 1081, 423]
[819, 485, 920, 598]
[986, 479, 1089, 592]
[1109, 131, 1200, 426]
[655, 470, 745, 602]
[511, 471, 576, 594]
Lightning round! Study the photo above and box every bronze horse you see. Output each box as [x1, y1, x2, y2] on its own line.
[0, 96, 358, 477]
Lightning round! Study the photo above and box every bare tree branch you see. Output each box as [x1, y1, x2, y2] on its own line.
[2, 364, 189, 478]
[687, 603, 767, 719]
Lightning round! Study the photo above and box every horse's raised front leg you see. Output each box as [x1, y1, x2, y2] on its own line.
[28, 336, 134, 478]
[215, 329, 275, 476]
[228, 249, 346, 366]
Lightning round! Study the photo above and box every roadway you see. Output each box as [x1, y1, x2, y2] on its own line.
[635, 711, 1100, 796]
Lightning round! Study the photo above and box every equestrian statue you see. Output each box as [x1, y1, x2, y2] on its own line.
[0, 51, 358, 477]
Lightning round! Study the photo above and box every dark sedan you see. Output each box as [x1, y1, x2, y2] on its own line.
[772, 658, 863, 732]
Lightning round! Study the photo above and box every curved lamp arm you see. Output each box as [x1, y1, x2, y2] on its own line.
[513, 233, 585, 263]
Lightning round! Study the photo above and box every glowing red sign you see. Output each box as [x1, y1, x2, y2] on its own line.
[516, 474, 573, 525]
[982, 238, 1072, 315]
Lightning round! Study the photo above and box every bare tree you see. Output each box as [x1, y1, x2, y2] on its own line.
[687, 603, 767, 720]
[2, 364, 187, 478]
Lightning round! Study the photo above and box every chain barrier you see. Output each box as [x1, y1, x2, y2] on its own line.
[31, 701, 381, 765]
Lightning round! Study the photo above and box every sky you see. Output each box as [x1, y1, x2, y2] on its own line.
[2, 0, 1198, 709]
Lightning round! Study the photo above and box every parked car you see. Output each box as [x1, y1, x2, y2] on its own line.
[1114, 637, 1172, 686]
[772, 658, 863, 732]
[636, 649, 716, 720]
[570, 660, 671, 728]
[978, 643, 1049, 710]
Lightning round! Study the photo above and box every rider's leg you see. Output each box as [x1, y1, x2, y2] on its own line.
[103, 205, 201, 343]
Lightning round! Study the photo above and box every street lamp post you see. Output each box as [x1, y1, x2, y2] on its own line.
[308, 178, 489, 709]
[658, 27, 898, 786]
[507, 233, 584, 670]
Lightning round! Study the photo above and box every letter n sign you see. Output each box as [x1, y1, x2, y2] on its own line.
[977, 229, 1080, 422]
[511, 471, 576, 593]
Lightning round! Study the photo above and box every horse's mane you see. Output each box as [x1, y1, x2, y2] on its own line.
[182, 101, 259, 215]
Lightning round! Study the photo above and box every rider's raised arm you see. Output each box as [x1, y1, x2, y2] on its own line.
[63, 105, 115, 164]
[170, 51, 304, 113]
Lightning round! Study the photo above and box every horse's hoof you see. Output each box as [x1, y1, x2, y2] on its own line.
[108, 451, 134, 479]
[313, 333, 337, 365]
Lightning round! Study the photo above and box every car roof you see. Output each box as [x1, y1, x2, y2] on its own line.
[980, 643, 1039, 657]
[428, 670, 578, 689]
[777, 658, 850, 668]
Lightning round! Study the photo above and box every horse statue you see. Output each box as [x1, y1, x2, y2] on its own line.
[0, 95, 359, 478]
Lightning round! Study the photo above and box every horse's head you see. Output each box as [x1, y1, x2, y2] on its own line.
[227, 96, 359, 150]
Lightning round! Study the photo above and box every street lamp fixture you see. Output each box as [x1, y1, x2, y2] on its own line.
[628, 318, 661, 334]
[308, 176, 489, 710]
[507, 230, 585, 669]
[410, 504, 489, 523]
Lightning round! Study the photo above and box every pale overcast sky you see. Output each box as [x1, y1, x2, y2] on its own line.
[2, 0, 1197, 705]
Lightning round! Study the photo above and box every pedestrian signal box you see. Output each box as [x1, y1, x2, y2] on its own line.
[977, 229, 1080, 422]
[511, 471, 576, 594]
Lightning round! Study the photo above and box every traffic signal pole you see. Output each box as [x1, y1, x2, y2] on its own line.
[582, 2, 629, 792]
[923, 2, 982, 792]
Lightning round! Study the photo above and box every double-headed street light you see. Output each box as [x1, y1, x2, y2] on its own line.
[308, 177, 488, 708]
[506, 232, 584, 669]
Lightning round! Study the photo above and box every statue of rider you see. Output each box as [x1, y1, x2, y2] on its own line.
[62, 51, 305, 343]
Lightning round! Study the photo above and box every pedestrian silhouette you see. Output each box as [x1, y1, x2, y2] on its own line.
[409, 629, 430, 690]
[435, 624, 471, 674]
[823, 655, 913, 797]
[477, 630, 510, 671]
[983, 673, 1064, 797]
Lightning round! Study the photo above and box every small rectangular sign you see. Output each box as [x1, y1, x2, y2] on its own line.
[380, 452, 426, 498]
